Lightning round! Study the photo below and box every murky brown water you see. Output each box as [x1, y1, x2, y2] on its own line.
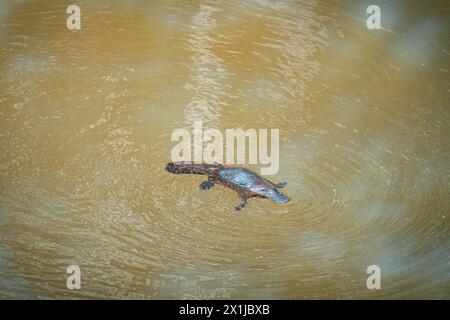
[0, 0, 449, 299]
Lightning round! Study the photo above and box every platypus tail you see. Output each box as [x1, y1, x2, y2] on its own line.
[166, 162, 222, 175]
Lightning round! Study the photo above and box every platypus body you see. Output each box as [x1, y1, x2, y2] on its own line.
[166, 162, 290, 211]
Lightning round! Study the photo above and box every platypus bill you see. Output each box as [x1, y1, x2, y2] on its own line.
[166, 162, 290, 211]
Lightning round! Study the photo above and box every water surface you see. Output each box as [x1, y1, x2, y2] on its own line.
[0, 0, 449, 299]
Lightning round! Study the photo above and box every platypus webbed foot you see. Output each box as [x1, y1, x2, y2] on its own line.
[235, 202, 246, 211]
[235, 197, 249, 211]
[275, 182, 287, 188]
[199, 180, 214, 190]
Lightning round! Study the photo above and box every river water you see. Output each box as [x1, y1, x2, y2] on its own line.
[0, 0, 449, 299]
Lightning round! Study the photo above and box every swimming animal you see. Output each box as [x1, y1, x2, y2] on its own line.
[165, 162, 290, 211]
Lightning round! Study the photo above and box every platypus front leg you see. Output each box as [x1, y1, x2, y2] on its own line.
[275, 182, 287, 188]
[235, 192, 249, 211]
[235, 200, 247, 211]
[199, 179, 214, 190]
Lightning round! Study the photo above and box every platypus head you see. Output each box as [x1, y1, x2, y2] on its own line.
[266, 188, 291, 203]
[251, 185, 291, 203]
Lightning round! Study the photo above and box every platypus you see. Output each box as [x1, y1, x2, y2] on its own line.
[165, 162, 290, 211]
